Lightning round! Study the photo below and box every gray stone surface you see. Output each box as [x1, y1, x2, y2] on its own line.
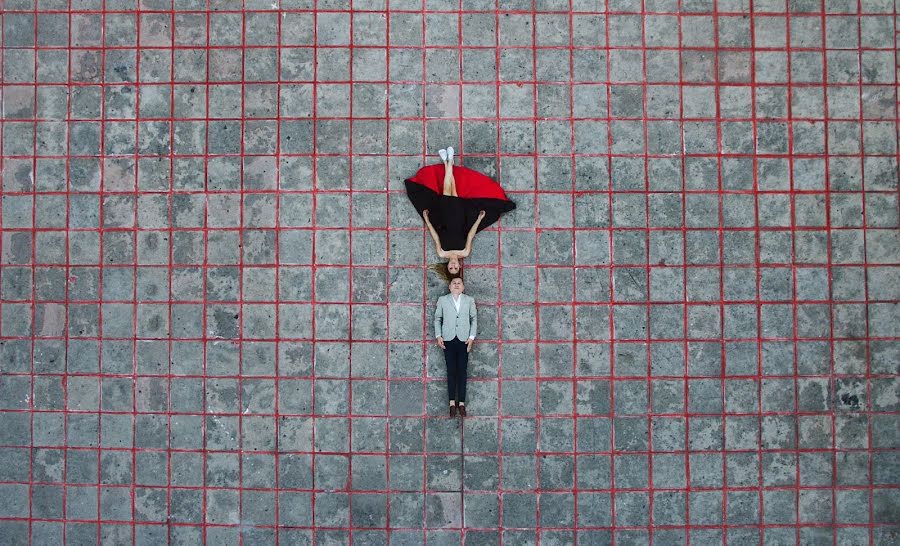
[1, 1, 898, 543]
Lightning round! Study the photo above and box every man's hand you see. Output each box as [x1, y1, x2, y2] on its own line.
[466, 338, 474, 353]
[436, 336, 445, 349]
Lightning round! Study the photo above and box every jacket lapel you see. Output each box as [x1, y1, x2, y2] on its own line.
[446, 295, 458, 321]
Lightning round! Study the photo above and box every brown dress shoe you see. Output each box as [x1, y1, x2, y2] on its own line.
[449, 405, 458, 417]
[458, 405, 467, 417]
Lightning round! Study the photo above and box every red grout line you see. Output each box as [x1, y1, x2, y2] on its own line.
[383, 3, 393, 540]
[6, 5, 898, 17]
[0, 0, 5, 352]
[748, 1, 764, 543]
[236, 5, 247, 541]
[58, 0, 73, 541]
[272, 1, 283, 540]
[6, 146, 900, 160]
[0, 515, 893, 529]
[640, 0, 656, 541]
[7, 222, 900, 236]
[7, 259, 900, 280]
[601, 0, 616, 536]
[346, 1, 356, 539]
[894, 0, 900, 540]
[6, 77, 899, 92]
[26, 2, 37, 545]
[12, 40, 899, 52]
[5, 151, 900, 169]
[107, 0, 122, 544]
[9, 5, 900, 16]
[676, 1, 691, 540]
[529, 1, 543, 540]
[201, 2, 214, 541]
[490, 2, 505, 542]
[455, 1, 466, 535]
[711, 2, 728, 541]
[566, 0, 579, 538]
[309, 0, 319, 533]
[5, 405, 900, 420]
[418, 1, 428, 541]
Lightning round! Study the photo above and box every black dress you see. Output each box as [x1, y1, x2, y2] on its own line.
[405, 163, 516, 252]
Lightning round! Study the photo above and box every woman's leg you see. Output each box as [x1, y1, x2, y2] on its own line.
[442, 160, 454, 196]
[448, 156, 459, 197]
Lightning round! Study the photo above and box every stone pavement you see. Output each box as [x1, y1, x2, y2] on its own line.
[0, 0, 899, 544]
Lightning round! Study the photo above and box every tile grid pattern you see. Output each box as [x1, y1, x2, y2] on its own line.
[0, 0, 898, 545]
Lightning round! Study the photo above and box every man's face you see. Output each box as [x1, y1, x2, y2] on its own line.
[449, 278, 464, 295]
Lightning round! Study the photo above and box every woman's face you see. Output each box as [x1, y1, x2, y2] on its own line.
[447, 258, 461, 274]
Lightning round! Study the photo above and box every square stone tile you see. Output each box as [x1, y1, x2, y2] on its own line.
[2, 4, 898, 541]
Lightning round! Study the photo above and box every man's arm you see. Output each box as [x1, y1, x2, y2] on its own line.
[465, 297, 477, 353]
[468, 296, 477, 339]
[434, 296, 444, 339]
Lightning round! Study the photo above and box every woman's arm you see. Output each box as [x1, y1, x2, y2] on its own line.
[423, 210, 450, 258]
[460, 210, 486, 258]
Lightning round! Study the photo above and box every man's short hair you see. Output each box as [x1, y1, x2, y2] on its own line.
[449, 276, 464, 284]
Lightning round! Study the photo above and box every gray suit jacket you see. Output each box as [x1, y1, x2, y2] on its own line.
[434, 293, 477, 342]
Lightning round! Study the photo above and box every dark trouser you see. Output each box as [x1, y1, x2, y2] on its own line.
[444, 337, 468, 403]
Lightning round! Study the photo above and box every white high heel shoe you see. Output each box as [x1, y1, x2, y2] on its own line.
[438, 149, 447, 162]
[446, 146, 454, 165]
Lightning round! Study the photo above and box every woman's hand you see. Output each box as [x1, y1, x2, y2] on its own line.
[478, 210, 486, 220]
[423, 209, 430, 220]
